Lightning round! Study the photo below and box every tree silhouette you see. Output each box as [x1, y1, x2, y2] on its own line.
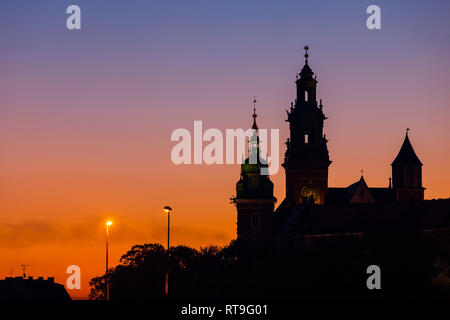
[89, 235, 449, 300]
[89, 242, 241, 300]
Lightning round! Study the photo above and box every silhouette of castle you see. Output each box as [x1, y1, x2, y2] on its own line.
[232, 46, 448, 244]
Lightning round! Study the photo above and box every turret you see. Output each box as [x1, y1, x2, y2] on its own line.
[233, 99, 277, 243]
[391, 129, 424, 201]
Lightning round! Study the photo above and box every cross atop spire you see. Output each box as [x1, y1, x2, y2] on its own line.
[252, 96, 258, 130]
[406, 128, 410, 136]
[304, 45, 309, 64]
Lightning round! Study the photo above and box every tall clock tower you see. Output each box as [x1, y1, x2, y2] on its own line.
[283, 46, 331, 205]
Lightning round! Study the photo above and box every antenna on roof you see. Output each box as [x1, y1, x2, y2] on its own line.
[20, 264, 29, 278]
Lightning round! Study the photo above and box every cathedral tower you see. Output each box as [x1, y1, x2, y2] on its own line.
[391, 129, 424, 201]
[283, 46, 331, 205]
[233, 102, 277, 242]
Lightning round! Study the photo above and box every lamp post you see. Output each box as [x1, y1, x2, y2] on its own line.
[163, 206, 172, 296]
[105, 220, 113, 300]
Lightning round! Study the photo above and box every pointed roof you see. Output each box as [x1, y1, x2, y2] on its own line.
[300, 63, 313, 76]
[299, 45, 314, 78]
[392, 131, 422, 165]
[235, 101, 275, 200]
[346, 176, 375, 204]
[242, 98, 264, 169]
[252, 99, 258, 130]
[346, 175, 368, 195]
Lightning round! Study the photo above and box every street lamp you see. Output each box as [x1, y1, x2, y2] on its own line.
[105, 220, 113, 300]
[162, 206, 172, 296]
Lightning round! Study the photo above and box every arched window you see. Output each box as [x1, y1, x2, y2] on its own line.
[305, 90, 308, 101]
[301, 185, 318, 204]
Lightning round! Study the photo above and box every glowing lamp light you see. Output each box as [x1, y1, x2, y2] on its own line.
[163, 206, 172, 213]
[106, 221, 113, 226]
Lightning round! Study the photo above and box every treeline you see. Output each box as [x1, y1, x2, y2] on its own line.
[89, 229, 450, 300]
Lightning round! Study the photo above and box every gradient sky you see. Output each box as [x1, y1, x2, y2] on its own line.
[0, 0, 449, 299]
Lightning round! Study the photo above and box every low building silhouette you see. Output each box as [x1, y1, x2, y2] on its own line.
[0, 276, 71, 300]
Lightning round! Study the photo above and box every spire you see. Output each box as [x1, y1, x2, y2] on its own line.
[299, 45, 313, 77]
[392, 129, 422, 165]
[247, 96, 261, 165]
[304, 45, 309, 65]
[252, 96, 258, 130]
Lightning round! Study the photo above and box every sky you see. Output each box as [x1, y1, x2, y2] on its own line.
[0, 0, 449, 299]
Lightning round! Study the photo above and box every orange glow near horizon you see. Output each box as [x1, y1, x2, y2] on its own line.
[1, 129, 449, 299]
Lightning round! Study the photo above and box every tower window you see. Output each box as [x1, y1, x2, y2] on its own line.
[305, 90, 308, 101]
[304, 133, 309, 144]
[251, 214, 261, 230]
